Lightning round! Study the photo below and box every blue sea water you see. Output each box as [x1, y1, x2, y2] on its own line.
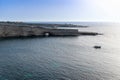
[0, 22, 120, 80]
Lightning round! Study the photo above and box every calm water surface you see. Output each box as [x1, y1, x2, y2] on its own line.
[0, 24, 120, 80]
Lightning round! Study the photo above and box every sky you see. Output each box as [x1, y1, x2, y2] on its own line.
[0, 0, 120, 22]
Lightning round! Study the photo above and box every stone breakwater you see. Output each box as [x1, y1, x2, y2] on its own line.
[0, 22, 100, 38]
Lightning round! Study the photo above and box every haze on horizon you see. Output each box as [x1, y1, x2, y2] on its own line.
[0, 0, 120, 22]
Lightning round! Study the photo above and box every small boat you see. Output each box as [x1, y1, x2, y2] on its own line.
[94, 46, 101, 49]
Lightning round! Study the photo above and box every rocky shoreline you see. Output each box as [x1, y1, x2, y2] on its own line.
[0, 22, 101, 38]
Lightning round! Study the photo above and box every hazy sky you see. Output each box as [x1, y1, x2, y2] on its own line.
[0, 0, 120, 22]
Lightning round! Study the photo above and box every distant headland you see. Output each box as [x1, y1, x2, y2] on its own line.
[0, 21, 101, 38]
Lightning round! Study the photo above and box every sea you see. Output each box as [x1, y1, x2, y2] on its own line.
[0, 22, 120, 80]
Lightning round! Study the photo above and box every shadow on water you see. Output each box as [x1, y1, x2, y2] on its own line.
[0, 36, 79, 41]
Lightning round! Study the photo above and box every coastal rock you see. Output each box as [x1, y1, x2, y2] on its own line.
[0, 22, 101, 38]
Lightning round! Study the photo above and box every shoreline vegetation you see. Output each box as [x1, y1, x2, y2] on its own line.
[0, 21, 101, 38]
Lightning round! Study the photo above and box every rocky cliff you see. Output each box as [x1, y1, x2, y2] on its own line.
[0, 22, 101, 38]
[0, 22, 80, 38]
